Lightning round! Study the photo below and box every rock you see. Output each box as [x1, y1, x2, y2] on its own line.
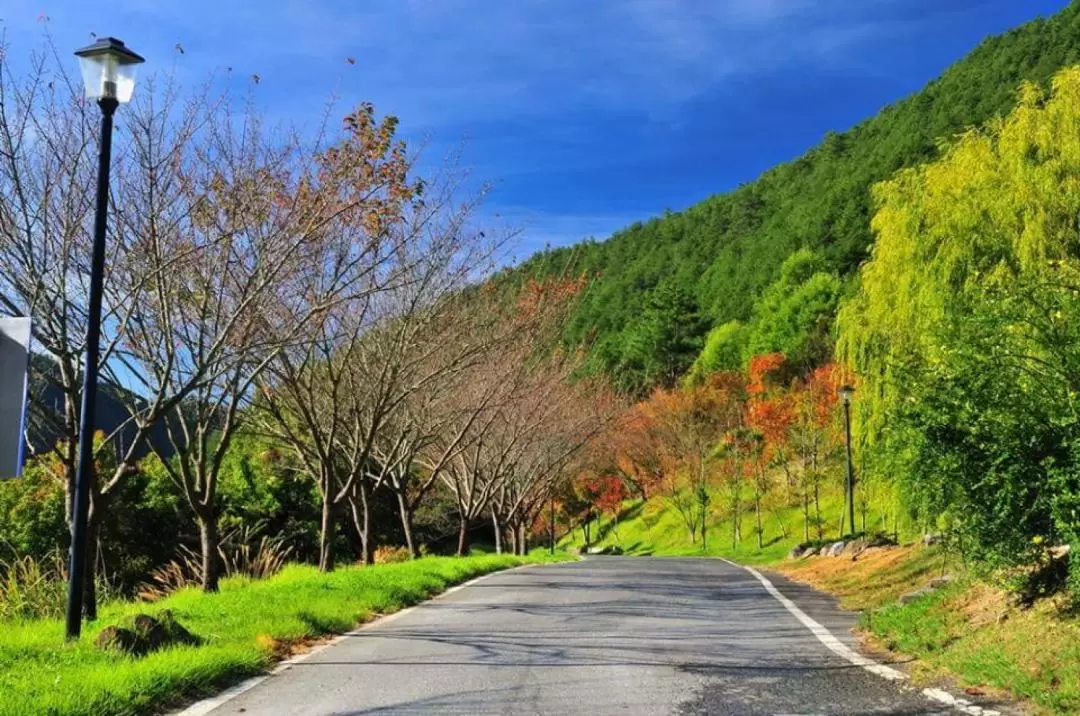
[132, 614, 168, 654]
[94, 611, 200, 656]
[899, 587, 936, 605]
[787, 545, 807, 560]
[842, 539, 867, 559]
[826, 541, 846, 557]
[585, 546, 606, 555]
[928, 575, 954, 589]
[922, 533, 942, 546]
[95, 626, 137, 653]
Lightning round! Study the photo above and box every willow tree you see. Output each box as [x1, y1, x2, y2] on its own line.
[838, 67, 1080, 566]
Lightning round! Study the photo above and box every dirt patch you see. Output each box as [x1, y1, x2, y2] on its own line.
[776, 543, 950, 610]
[948, 581, 1011, 629]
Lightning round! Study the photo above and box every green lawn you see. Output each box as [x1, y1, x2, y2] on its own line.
[561, 486, 918, 565]
[0, 551, 571, 716]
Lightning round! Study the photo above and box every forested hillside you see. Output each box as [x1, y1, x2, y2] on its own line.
[510, 1, 1080, 394]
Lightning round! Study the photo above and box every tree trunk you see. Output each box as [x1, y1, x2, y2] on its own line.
[583, 516, 592, 548]
[396, 492, 418, 559]
[517, 521, 528, 556]
[348, 480, 374, 565]
[755, 496, 763, 550]
[491, 509, 504, 554]
[82, 503, 101, 620]
[319, 488, 336, 572]
[507, 519, 518, 555]
[803, 489, 810, 543]
[198, 512, 220, 592]
[814, 481, 823, 542]
[456, 515, 470, 556]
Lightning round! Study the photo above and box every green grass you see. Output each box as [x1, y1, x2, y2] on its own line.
[0, 551, 573, 716]
[863, 579, 1080, 714]
[561, 485, 918, 565]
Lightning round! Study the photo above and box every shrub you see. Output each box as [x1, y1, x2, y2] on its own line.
[0, 553, 66, 621]
[373, 545, 411, 564]
[138, 528, 292, 600]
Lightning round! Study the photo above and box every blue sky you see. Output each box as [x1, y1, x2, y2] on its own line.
[1, 0, 1070, 259]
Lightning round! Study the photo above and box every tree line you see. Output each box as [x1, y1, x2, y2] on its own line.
[0, 44, 611, 618]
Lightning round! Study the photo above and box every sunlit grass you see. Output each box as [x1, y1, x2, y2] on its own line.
[0, 552, 571, 716]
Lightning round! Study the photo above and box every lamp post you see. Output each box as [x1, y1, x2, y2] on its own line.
[66, 37, 144, 640]
[839, 385, 856, 539]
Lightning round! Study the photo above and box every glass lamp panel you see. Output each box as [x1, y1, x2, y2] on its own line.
[113, 63, 138, 103]
[76, 53, 138, 103]
[77, 54, 107, 100]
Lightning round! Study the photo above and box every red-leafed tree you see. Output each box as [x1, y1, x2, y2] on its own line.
[789, 363, 849, 541]
[647, 371, 746, 549]
[745, 354, 796, 548]
[584, 472, 629, 541]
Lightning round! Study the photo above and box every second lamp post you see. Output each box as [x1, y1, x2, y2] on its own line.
[839, 384, 856, 538]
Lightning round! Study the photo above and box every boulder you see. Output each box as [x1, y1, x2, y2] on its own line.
[826, 541, 846, 557]
[95, 626, 137, 653]
[842, 539, 867, 559]
[787, 545, 807, 560]
[927, 575, 954, 589]
[94, 611, 200, 656]
[132, 614, 169, 653]
[922, 533, 942, 546]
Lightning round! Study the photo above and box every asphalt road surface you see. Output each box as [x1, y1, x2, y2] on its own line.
[197, 557, 992, 715]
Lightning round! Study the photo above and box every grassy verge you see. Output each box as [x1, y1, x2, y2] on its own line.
[561, 489, 889, 565]
[0, 551, 572, 716]
[777, 545, 1080, 714]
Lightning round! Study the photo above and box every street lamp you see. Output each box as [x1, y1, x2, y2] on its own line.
[839, 385, 856, 538]
[66, 37, 144, 641]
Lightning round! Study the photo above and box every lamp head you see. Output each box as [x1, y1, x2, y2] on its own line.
[75, 37, 144, 104]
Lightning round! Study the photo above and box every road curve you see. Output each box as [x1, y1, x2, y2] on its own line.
[199, 557, 966, 715]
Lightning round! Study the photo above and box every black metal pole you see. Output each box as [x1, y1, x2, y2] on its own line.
[549, 496, 555, 555]
[843, 398, 855, 538]
[65, 97, 118, 640]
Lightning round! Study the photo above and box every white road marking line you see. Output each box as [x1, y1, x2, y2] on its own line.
[721, 559, 1000, 716]
[173, 563, 537, 716]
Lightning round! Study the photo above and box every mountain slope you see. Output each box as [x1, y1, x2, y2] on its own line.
[509, 1, 1080, 393]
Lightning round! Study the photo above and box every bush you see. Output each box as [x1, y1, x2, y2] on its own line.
[373, 545, 411, 564]
[0, 553, 66, 621]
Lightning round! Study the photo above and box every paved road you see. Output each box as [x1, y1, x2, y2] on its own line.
[201, 557, 982, 715]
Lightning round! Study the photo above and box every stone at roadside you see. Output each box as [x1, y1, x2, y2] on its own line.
[842, 539, 867, 559]
[928, 575, 954, 589]
[922, 533, 942, 546]
[1049, 544, 1072, 560]
[94, 611, 200, 656]
[898, 587, 936, 605]
[787, 545, 808, 559]
[826, 541, 846, 557]
[95, 625, 137, 653]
